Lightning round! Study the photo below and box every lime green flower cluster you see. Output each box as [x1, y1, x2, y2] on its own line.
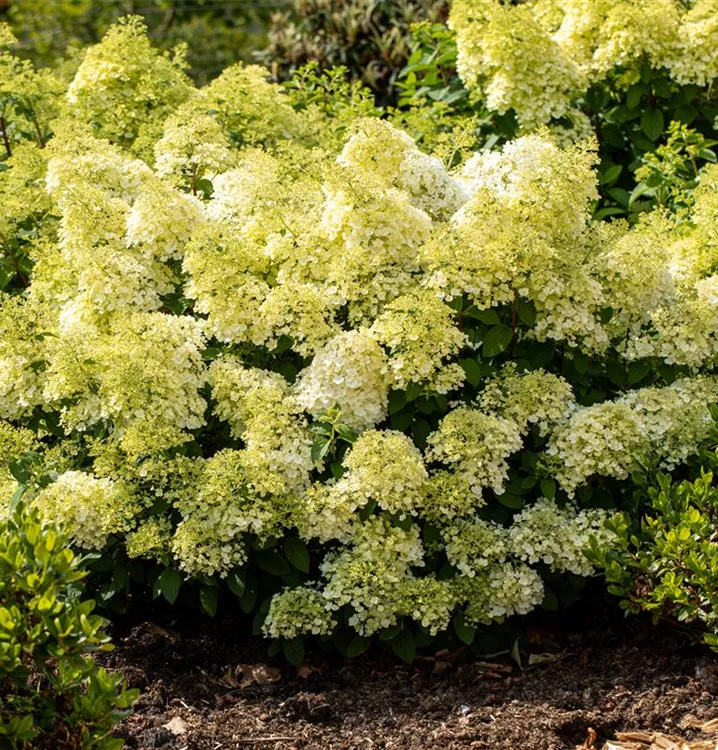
[2, 17, 718, 648]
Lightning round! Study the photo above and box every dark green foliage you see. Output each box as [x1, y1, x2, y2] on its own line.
[0, 504, 137, 749]
[590, 444, 718, 650]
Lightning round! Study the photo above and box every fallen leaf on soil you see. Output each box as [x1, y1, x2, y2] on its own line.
[220, 664, 281, 689]
[528, 650, 567, 667]
[432, 659, 450, 675]
[163, 716, 189, 736]
[297, 664, 320, 679]
[143, 623, 179, 642]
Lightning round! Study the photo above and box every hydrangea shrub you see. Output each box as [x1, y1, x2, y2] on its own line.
[1, 17, 718, 660]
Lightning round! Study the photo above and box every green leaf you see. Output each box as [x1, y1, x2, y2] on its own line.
[540, 587, 559, 611]
[641, 108, 664, 141]
[388, 390, 406, 415]
[498, 493, 524, 510]
[540, 479, 556, 499]
[311, 439, 331, 464]
[283, 637, 305, 667]
[226, 570, 245, 598]
[239, 581, 258, 614]
[628, 360, 651, 385]
[391, 627, 416, 664]
[510, 638, 522, 670]
[254, 549, 291, 577]
[283, 538, 310, 574]
[459, 358, 482, 387]
[358, 498, 377, 522]
[453, 612, 476, 645]
[466, 306, 500, 325]
[600, 164, 623, 186]
[482, 324, 513, 357]
[573, 351, 589, 373]
[157, 569, 181, 605]
[347, 635, 372, 658]
[336, 424, 358, 443]
[516, 299, 536, 327]
[378, 622, 403, 641]
[200, 584, 218, 617]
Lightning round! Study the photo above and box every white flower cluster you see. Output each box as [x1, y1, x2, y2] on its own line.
[294, 330, 391, 433]
[33, 471, 134, 549]
[210, 360, 314, 495]
[343, 430, 428, 517]
[508, 499, 616, 576]
[426, 407, 523, 495]
[546, 377, 718, 495]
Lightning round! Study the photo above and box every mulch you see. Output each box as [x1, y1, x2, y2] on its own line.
[100, 606, 718, 750]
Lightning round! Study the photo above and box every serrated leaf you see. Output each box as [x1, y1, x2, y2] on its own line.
[482, 324, 513, 357]
[283, 537, 310, 574]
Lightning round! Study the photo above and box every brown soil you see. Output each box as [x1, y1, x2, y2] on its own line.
[102, 612, 718, 750]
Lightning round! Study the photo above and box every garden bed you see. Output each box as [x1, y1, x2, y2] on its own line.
[103, 611, 718, 750]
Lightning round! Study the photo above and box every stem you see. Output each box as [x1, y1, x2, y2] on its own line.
[0, 116, 11, 158]
[509, 294, 518, 358]
[30, 113, 45, 148]
[11, 253, 28, 287]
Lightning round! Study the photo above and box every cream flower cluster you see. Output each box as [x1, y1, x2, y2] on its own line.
[546, 377, 718, 495]
[210, 360, 314, 495]
[508, 499, 616, 576]
[294, 330, 391, 433]
[343, 430, 428, 517]
[33, 471, 134, 549]
[425, 407, 524, 495]
[451, 0, 718, 129]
